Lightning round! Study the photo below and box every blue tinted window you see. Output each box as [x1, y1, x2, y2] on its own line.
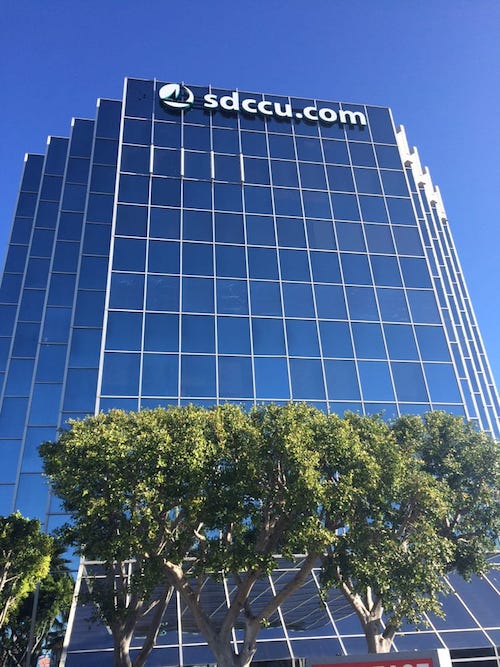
[359, 196, 388, 223]
[182, 315, 215, 353]
[79, 256, 108, 290]
[58, 212, 83, 241]
[349, 142, 375, 166]
[215, 213, 244, 244]
[323, 140, 349, 165]
[327, 165, 354, 191]
[384, 324, 418, 360]
[69, 329, 102, 367]
[184, 151, 211, 179]
[325, 360, 360, 400]
[290, 359, 325, 399]
[42, 307, 71, 343]
[400, 258, 432, 288]
[182, 242, 213, 276]
[358, 361, 394, 401]
[244, 186, 273, 214]
[0, 274, 23, 304]
[354, 168, 382, 194]
[331, 194, 360, 221]
[82, 225, 111, 255]
[5, 245, 28, 271]
[315, 285, 346, 319]
[149, 240, 181, 275]
[302, 190, 331, 218]
[154, 149, 181, 177]
[407, 290, 441, 323]
[91, 166, 116, 193]
[151, 177, 181, 207]
[216, 245, 247, 278]
[150, 207, 180, 239]
[106, 311, 142, 350]
[273, 188, 302, 217]
[393, 226, 424, 255]
[183, 125, 210, 151]
[299, 163, 327, 189]
[154, 121, 181, 148]
[96, 100, 121, 139]
[248, 247, 278, 280]
[116, 204, 148, 237]
[268, 134, 295, 159]
[110, 273, 145, 309]
[74, 291, 105, 326]
[352, 323, 386, 359]
[391, 362, 428, 402]
[41, 175, 63, 200]
[213, 128, 239, 154]
[144, 313, 179, 352]
[87, 194, 114, 223]
[252, 318, 285, 355]
[25, 258, 50, 289]
[101, 353, 140, 395]
[219, 357, 253, 398]
[277, 218, 306, 248]
[183, 210, 213, 242]
[113, 237, 146, 272]
[282, 283, 315, 317]
[215, 155, 241, 183]
[181, 355, 216, 397]
[424, 364, 461, 403]
[241, 131, 267, 157]
[246, 215, 275, 246]
[67, 158, 90, 183]
[364, 224, 394, 253]
[415, 326, 451, 361]
[296, 137, 322, 162]
[319, 321, 353, 357]
[341, 254, 372, 285]
[271, 160, 299, 188]
[216, 279, 249, 314]
[182, 277, 214, 313]
[310, 252, 341, 283]
[28, 383, 61, 423]
[367, 107, 395, 143]
[19, 290, 45, 321]
[5, 359, 34, 395]
[118, 175, 148, 204]
[280, 250, 310, 281]
[371, 255, 402, 287]
[218, 317, 251, 354]
[375, 144, 402, 169]
[48, 274, 77, 306]
[124, 119, 152, 145]
[45, 137, 68, 173]
[0, 397, 29, 438]
[381, 170, 408, 196]
[142, 354, 178, 396]
[378, 288, 410, 322]
[249, 281, 282, 316]
[346, 286, 378, 320]
[94, 139, 118, 165]
[386, 198, 416, 225]
[254, 357, 290, 399]
[336, 223, 365, 251]
[0, 441, 21, 483]
[307, 220, 335, 250]
[15, 474, 49, 520]
[286, 319, 319, 356]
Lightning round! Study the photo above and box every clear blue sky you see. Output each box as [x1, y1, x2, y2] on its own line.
[1, 0, 499, 388]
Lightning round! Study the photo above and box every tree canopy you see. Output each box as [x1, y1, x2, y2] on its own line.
[0, 513, 53, 630]
[40, 405, 499, 663]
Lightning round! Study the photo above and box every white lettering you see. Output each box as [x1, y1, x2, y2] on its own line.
[338, 109, 367, 126]
[257, 100, 274, 116]
[203, 93, 219, 109]
[241, 98, 258, 114]
[303, 106, 318, 121]
[220, 91, 240, 111]
[319, 107, 338, 123]
[274, 102, 293, 118]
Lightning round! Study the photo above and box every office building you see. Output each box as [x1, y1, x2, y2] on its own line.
[0, 78, 498, 665]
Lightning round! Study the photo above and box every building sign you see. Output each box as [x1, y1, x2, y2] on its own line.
[309, 649, 452, 667]
[158, 83, 367, 127]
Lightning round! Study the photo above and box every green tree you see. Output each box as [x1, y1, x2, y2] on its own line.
[0, 545, 73, 667]
[0, 513, 53, 630]
[40, 404, 344, 667]
[320, 412, 499, 653]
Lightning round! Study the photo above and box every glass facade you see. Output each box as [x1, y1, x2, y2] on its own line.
[0, 78, 498, 665]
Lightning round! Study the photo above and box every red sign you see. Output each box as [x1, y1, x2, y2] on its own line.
[313, 660, 433, 667]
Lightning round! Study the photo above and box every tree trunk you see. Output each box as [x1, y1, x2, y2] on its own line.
[112, 630, 133, 667]
[363, 617, 393, 654]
